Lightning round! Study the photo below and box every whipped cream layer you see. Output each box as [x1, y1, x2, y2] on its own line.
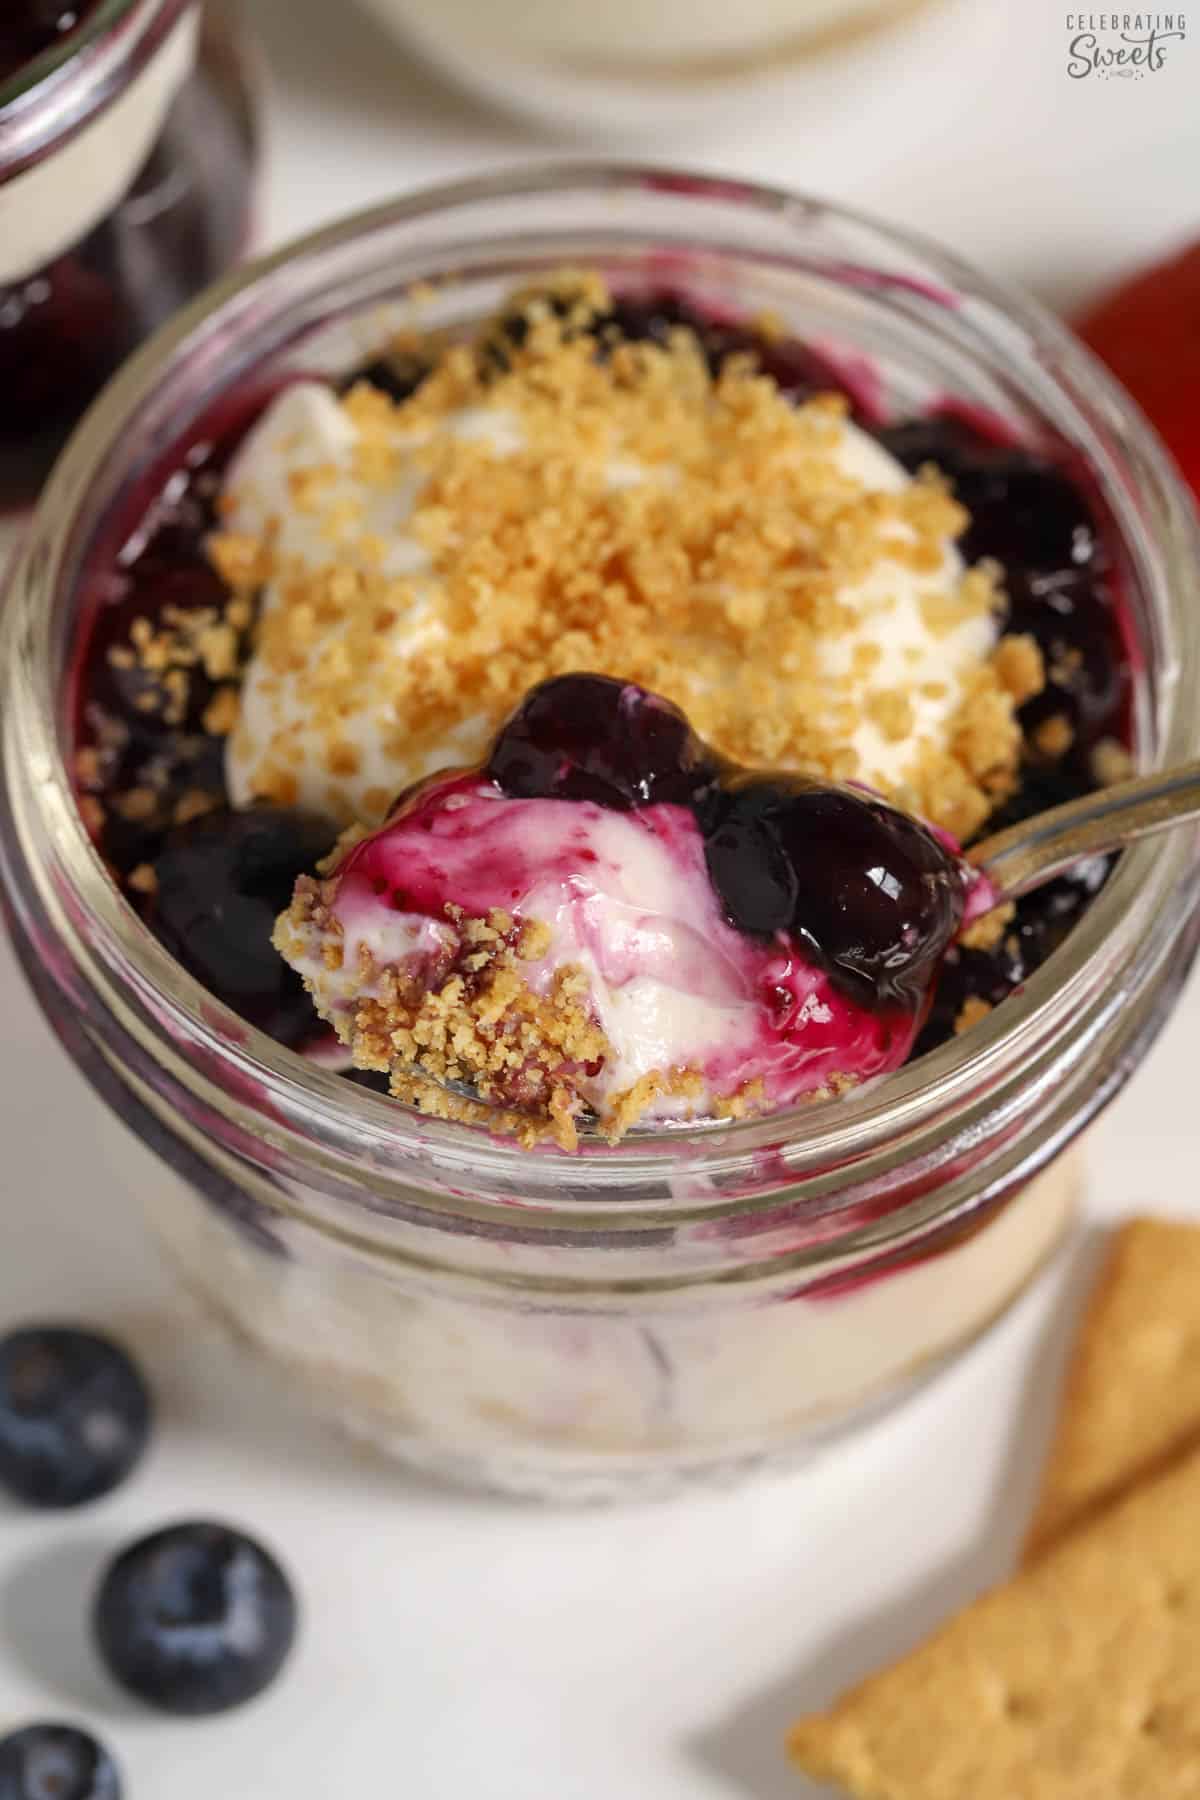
[275, 776, 926, 1141]
[219, 314, 1010, 843]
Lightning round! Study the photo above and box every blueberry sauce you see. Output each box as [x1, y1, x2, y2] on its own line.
[0, 24, 253, 511]
[879, 409, 1131, 1054]
[150, 806, 341, 1045]
[72, 384, 344, 1050]
[71, 293, 1132, 1074]
[480, 676, 967, 1015]
[488, 289, 834, 409]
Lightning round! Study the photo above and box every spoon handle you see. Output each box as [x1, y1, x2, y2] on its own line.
[969, 759, 1200, 904]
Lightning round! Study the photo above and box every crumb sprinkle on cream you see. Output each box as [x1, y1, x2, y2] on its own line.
[216, 275, 1040, 844]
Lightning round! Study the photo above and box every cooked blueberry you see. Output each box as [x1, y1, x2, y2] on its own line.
[487, 674, 718, 811]
[877, 413, 995, 479]
[602, 293, 697, 350]
[150, 805, 339, 1044]
[345, 354, 430, 405]
[700, 781, 799, 936]
[93, 1521, 297, 1715]
[1004, 567, 1129, 745]
[915, 855, 1112, 1056]
[883, 418, 1108, 588]
[488, 288, 826, 402]
[0, 1724, 120, 1800]
[705, 776, 967, 1009]
[983, 753, 1095, 834]
[604, 293, 824, 399]
[0, 1327, 151, 1509]
[481, 289, 605, 375]
[883, 415, 1128, 762]
[96, 562, 235, 744]
[602, 293, 748, 369]
[956, 452, 1100, 575]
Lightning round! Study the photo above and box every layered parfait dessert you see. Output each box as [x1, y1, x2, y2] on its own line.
[0, 0, 254, 512]
[73, 275, 1129, 1145]
[27, 233, 1161, 1496]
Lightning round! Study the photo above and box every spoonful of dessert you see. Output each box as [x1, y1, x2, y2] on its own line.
[272, 675, 1193, 1148]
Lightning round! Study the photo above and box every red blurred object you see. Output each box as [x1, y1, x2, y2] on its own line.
[1077, 240, 1200, 497]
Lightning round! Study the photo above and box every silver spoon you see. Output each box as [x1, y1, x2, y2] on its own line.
[968, 759, 1200, 905]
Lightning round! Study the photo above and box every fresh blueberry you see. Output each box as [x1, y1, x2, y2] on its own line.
[704, 776, 967, 1010]
[487, 674, 718, 811]
[0, 1724, 120, 1800]
[0, 1327, 151, 1509]
[150, 805, 339, 1044]
[93, 1521, 298, 1715]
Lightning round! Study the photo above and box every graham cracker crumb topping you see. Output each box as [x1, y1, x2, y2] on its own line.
[215, 275, 1041, 843]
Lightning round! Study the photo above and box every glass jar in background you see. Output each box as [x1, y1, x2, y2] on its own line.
[2, 170, 1199, 1501]
[356, 0, 942, 133]
[0, 0, 256, 520]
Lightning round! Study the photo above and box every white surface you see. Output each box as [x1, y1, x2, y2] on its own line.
[2, 1, 1199, 1792]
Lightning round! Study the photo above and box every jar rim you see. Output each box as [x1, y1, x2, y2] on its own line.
[4, 163, 1200, 1242]
[0, 0, 189, 171]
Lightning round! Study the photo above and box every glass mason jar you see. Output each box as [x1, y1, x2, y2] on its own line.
[0, 0, 256, 520]
[2, 168, 1198, 1501]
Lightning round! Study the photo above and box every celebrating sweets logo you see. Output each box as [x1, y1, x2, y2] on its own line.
[1066, 11, 1187, 76]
